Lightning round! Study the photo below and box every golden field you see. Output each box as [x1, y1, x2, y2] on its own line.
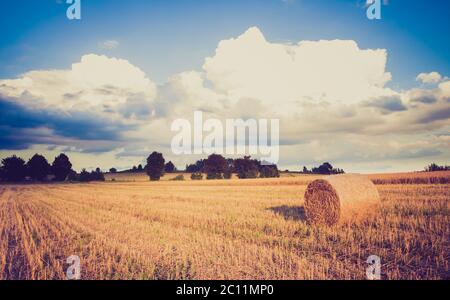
[0, 172, 449, 280]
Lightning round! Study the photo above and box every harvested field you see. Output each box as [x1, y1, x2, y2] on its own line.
[369, 171, 450, 185]
[0, 174, 449, 280]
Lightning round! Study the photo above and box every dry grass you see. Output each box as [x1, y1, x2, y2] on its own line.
[369, 171, 450, 185]
[104, 171, 317, 182]
[0, 173, 449, 280]
[105, 171, 450, 185]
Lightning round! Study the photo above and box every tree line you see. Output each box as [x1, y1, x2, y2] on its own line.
[0, 152, 352, 183]
[300, 162, 345, 175]
[110, 161, 177, 175]
[0, 153, 105, 183]
[425, 163, 449, 172]
[2, 151, 444, 184]
[143, 153, 280, 181]
[184, 154, 280, 180]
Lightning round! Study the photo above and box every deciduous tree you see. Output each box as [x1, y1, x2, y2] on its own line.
[27, 154, 51, 181]
[146, 152, 165, 181]
[52, 154, 73, 181]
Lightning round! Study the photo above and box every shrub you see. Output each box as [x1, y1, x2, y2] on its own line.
[207, 172, 223, 180]
[259, 165, 280, 178]
[191, 172, 203, 180]
[60, 168, 106, 183]
[78, 169, 91, 182]
[171, 174, 185, 181]
[186, 160, 205, 173]
[311, 162, 345, 175]
[91, 168, 105, 182]
[165, 161, 176, 173]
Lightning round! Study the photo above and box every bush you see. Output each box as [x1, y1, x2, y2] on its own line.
[165, 161, 176, 173]
[146, 152, 165, 181]
[186, 160, 205, 173]
[77, 168, 105, 182]
[207, 172, 223, 180]
[259, 165, 280, 178]
[171, 174, 185, 181]
[311, 162, 345, 175]
[78, 169, 91, 182]
[191, 172, 203, 180]
[1, 155, 27, 182]
[91, 168, 105, 181]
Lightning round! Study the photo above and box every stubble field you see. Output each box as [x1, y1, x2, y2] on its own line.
[0, 172, 449, 280]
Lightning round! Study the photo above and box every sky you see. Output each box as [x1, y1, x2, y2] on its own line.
[0, 0, 449, 173]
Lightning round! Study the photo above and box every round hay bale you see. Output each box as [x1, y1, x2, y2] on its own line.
[304, 174, 380, 226]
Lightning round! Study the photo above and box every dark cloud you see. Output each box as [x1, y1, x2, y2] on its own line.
[365, 96, 407, 113]
[410, 94, 437, 104]
[418, 107, 450, 124]
[0, 98, 135, 151]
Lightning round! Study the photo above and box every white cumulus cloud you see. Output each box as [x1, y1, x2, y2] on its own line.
[203, 27, 395, 112]
[416, 71, 442, 84]
[0, 54, 157, 119]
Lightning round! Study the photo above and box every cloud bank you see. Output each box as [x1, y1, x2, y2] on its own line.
[1, 27, 449, 172]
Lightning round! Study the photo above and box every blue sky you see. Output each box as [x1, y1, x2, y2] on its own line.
[0, 0, 449, 172]
[1, 0, 449, 86]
